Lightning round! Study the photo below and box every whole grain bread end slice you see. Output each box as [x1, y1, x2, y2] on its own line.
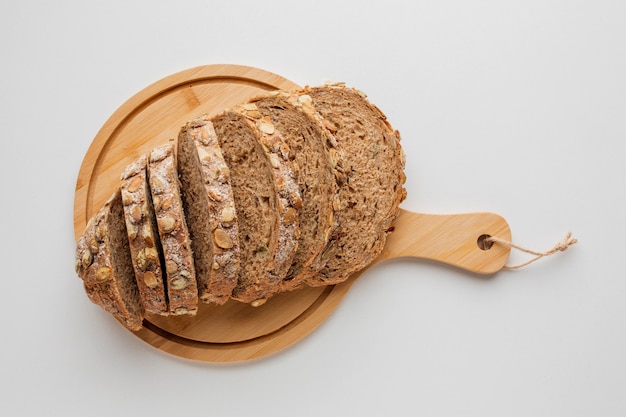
[177, 115, 240, 305]
[75, 190, 144, 331]
[302, 84, 407, 286]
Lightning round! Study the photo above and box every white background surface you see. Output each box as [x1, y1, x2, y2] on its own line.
[1, 0, 625, 416]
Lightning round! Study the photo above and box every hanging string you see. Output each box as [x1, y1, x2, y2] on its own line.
[486, 232, 578, 270]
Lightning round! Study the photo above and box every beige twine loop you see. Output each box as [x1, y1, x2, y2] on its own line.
[486, 232, 578, 270]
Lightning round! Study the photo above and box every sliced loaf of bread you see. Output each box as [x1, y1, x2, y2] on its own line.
[148, 144, 198, 316]
[75, 190, 144, 330]
[211, 110, 302, 304]
[120, 155, 168, 315]
[177, 115, 241, 305]
[244, 92, 343, 292]
[76, 81, 408, 325]
[302, 84, 407, 286]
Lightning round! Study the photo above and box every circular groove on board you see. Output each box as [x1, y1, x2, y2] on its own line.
[142, 285, 335, 349]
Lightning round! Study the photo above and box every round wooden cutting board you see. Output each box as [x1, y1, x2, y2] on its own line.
[74, 64, 361, 363]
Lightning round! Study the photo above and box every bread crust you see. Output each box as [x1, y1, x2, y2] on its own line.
[148, 144, 198, 316]
[120, 155, 168, 316]
[178, 116, 240, 305]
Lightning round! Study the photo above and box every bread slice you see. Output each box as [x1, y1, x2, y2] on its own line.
[148, 144, 198, 315]
[212, 110, 302, 304]
[120, 155, 168, 316]
[244, 92, 343, 292]
[75, 190, 144, 330]
[177, 115, 240, 305]
[302, 84, 407, 286]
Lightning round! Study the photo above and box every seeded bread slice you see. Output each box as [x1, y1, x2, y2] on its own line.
[120, 155, 168, 316]
[302, 84, 407, 286]
[177, 115, 240, 305]
[148, 144, 198, 316]
[75, 190, 144, 331]
[212, 110, 302, 304]
[244, 92, 344, 292]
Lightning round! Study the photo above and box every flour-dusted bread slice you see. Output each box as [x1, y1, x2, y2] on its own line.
[302, 84, 407, 286]
[212, 110, 302, 304]
[75, 190, 144, 330]
[177, 115, 240, 305]
[120, 155, 168, 316]
[243, 92, 343, 292]
[148, 144, 198, 315]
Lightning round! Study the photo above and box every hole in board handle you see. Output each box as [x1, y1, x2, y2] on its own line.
[477, 234, 494, 251]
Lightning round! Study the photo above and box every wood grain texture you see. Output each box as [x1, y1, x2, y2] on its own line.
[74, 64, 511, 363]
[377, 210, 511, 274]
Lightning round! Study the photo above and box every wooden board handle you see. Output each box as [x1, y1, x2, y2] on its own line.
[377, 209, 512, 274]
